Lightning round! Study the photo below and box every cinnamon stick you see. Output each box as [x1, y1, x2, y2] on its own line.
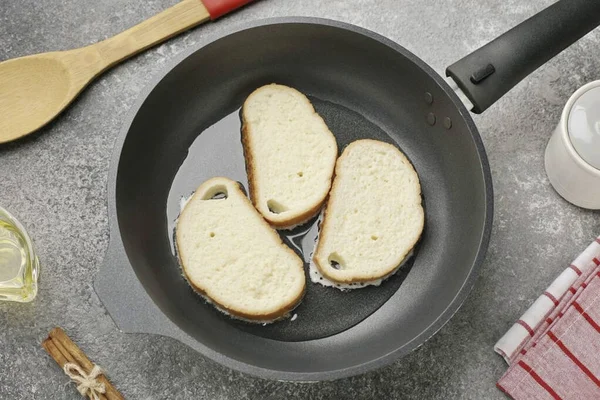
[48, 328, 95, 372]
[42, 338, 69, 367]
[42, 327, 123, 400]
[43, 337, 108, 400]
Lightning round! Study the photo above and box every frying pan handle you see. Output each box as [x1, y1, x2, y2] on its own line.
[95, 236, 187, 339]
[446, 0, 600, 114]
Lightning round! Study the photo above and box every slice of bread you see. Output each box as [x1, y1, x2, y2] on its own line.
[313, 139, 424, 284]
[176, 177, 306, 322]
[241, 84, 338, 229]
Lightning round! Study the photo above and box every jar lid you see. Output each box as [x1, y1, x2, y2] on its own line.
[568, 85, 600, 170]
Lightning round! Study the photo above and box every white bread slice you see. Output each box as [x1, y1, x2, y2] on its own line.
[313, 139, 424, 284]
[175, 177, 306, 322]
[241, 84, 338, 229]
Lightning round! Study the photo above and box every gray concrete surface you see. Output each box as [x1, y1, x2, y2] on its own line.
[1, 0, 599, 398]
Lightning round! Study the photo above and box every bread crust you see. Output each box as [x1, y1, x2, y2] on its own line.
[241, 84, 337, 230]
[176, 177, 306, 322]
[313, 139, 424, 284]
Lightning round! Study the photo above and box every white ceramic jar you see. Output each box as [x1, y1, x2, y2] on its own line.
[545, 81, 600, 210]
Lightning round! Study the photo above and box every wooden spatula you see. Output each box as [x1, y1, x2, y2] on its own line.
[0, 0, 253, 144]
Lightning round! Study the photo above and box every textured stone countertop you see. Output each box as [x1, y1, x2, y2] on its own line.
[1, 0, 599, 398]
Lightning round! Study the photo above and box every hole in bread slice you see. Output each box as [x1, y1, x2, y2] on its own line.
[201, 184, 228, 200]
[328, 252, 345, 270]
[267, 199, 288, 214]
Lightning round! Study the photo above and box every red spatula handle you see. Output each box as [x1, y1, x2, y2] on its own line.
[201, 0, 254, 19]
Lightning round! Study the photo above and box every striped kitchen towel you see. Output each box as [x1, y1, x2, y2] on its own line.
[495, 236, 600, 399]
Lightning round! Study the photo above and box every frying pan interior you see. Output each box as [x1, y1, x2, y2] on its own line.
[115, 21, 490, 376]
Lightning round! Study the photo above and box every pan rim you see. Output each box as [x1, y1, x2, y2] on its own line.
[104, 16, 494, 381]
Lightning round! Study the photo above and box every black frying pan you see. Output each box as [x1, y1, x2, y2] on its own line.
[95, 0, 600, 381]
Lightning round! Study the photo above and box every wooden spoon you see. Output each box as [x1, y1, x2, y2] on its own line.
[0, 0, 253, 144]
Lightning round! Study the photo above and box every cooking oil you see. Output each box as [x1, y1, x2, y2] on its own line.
[0, 207, 38, 302]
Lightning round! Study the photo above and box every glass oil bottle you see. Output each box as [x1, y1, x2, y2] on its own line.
[0, 207, 38, 302]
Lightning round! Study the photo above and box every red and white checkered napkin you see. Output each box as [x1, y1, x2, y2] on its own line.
[494, 236, 600, 399]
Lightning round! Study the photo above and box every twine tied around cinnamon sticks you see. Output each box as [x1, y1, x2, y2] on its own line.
[63, 363, 106, 400]
[42, 327, 123, 400]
